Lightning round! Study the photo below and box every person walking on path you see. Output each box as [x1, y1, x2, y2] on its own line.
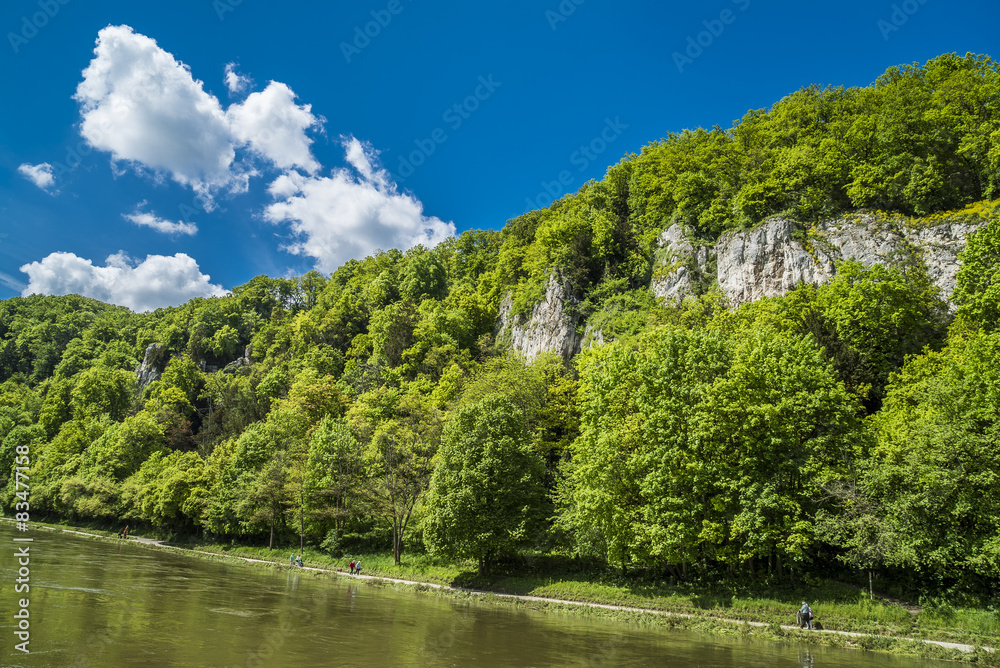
[349, 560, 355, 574]
[290, 553, 295, 566]
[799, 602, 813, 630]
[355, 559, 361, 575]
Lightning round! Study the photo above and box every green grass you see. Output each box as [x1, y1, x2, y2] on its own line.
[164, 538, 470, 585]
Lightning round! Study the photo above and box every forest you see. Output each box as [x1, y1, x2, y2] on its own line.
[2, 52, 999, 601]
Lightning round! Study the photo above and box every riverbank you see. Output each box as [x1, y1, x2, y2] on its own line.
[7, 518, 997, 665]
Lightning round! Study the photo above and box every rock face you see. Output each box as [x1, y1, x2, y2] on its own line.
[663, 216, 982, 307]
[497, 274, 580, 363]
[135, 343, 165, 388]
[498, 215, 983, 362]
[222, 344, 254, 374]
[715, 219, 834, 306]
[651, 223, 711, 301]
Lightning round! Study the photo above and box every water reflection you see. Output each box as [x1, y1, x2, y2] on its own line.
[0, 524, 955, 668]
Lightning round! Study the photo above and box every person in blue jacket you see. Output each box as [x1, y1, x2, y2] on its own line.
[799, 602, 813, 630]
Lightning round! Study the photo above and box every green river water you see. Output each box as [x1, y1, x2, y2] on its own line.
[0, 523, 955, 667]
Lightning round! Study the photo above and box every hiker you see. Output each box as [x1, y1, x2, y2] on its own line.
[355, 559, 361, 575]
[117, 527, 125, 539]
[799, 602, 813, 630]
[296, 555, 303, 568]
[290, 553, 295, 566]
[349, 560, 355, 574]
[122, 526, 129, 540]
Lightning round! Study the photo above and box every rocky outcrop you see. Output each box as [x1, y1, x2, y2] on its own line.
[716, 218, 834, 306]
[222, 344, 254, 374]
[135, 343, 166, 388]
[651, 223, 711, 301]
[498, 215, 983, 362]
[657, 215, 983, 307]
[497, 274, 580, 363]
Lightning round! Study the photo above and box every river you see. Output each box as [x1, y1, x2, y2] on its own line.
[0, 523, 954, 667]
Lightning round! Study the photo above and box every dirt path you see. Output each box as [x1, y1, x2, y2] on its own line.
[16, 523, 996, 656]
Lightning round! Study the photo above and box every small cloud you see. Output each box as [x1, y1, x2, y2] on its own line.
[265, 136, 456, 273]
[18, 162, 55, 190]
[224, 62, 251, 94]
[124, 202, 198, 236]
[227, 81, 322, 173]
[19, 250, 226, 312]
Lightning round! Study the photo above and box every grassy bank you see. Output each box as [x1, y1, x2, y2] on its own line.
[9, 518, 999, 664]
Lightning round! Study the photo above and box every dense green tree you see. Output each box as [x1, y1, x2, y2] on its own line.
[860, 329, 1000, 583]
[306, 417, 365, 550]
[953, 214, 1000, 330]
[812, 261, 946, 411]
[369, 393, 441, 564]
[121, 450, 209, 531]
[566, 327, 730, 567]
[567, 326, 859, 574]
[400, 247, 449, 303]
[70, 366, 135, 422]
[424, 395, 545, 574]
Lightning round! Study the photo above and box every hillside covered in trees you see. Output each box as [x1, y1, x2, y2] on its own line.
[2, 53, 999, 599]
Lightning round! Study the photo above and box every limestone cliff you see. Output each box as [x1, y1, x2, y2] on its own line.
[496, 274, 581, 363]
[656, 215, 982, 307]
[135, 343, 166, 389]
[499, 215, 982, 362]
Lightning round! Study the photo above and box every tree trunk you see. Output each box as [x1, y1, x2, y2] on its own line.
[393, 517, 402, 565]
[269, 518, 275, 550]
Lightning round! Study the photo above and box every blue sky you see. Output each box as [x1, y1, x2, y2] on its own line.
[1, 0, 997, 310]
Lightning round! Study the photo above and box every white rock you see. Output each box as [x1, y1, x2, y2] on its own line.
[497, 274, 580, 363]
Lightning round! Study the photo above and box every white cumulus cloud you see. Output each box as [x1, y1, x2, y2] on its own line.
[265, 137, 456, 273]
[73, 25, 322, 205]
[228, 81, 321, 173]
[18, 162, 55, 190]
[20, 251, 226, 312]
[123, 205, 198, 236]
[74, 25, 241, 205]
[224, 62, 250, 94]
